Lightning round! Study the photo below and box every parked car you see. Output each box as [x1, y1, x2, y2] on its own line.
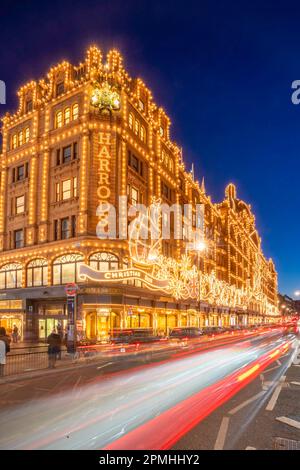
[110, 328, 163, 345]
[169, 327, 204, 341]
[202, 326, 226, 336]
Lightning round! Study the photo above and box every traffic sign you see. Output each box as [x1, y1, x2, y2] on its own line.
[65, 283, 78, 296]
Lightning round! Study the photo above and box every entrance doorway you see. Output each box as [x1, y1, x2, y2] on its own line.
[38, 319, 67, 340]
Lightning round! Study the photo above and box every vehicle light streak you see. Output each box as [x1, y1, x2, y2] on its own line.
[104, 340, 293, 450]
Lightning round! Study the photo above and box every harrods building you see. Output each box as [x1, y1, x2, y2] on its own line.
[0, 46, 279, 341]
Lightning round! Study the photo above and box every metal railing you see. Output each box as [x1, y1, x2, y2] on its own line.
[5, 350, 49, 376]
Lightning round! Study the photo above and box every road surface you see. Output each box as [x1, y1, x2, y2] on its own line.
[0, 328, 297, 450]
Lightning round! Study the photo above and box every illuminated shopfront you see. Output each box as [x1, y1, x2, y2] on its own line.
[0, 300, 24, 337]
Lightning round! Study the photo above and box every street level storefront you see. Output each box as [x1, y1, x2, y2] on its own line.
[0, 284, 277, 342]
[0, 299, 25, 338]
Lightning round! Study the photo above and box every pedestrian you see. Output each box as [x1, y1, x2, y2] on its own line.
[47, 328, 61, 369]
[56, 323, 63, 360]
[0, 326, 11, 377]
[12, 324, 19, 343]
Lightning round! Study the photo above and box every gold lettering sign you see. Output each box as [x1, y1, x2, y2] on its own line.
[97, 132, 111, 204]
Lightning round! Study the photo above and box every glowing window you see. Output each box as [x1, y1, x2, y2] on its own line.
[73, 176, 77, 197]
[89, 252, 119, 271]
[55, 182, 60, 202]
[56, 111, 63, 128]
[12, 134, 17, 149]
[18, 130, 23, 146]
[16, 195, 25, 214]
[53, 253, 83, 285]
[62, 179, 71, 200]
[24, 127, 30, 143]
[27, 259, 48, 287]
[131, 187, 138, 206]
[64, 107, 71, 125]
[140, 125, 146, 143]
[134, 119, 139, 135]
[0, 263, 22, 289]
[72, 103, 79, 120]
[128, 113, 133, 129]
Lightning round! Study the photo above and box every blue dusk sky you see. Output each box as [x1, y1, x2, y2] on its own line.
[0, 0, 299, 296]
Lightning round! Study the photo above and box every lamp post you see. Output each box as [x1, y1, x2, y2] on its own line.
[194, 240, 206, 327]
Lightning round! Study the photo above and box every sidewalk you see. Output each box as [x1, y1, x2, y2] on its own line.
[1, 351, 108, 384]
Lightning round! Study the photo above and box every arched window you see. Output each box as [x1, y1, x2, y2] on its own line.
[0, 263, 22, 289]
[12, 134, 17, 149]
[134, 119, 139, 135]
[64, 107, 71, 125]
[27, 259, 48, 287]
[89, 252, 119, 271]
[72, 103, 79, 120]
[128, 113, 133, 129]
[18, 130, 23, 146]
[24, 127, 30, 143]
[55, 111, 63, 128]
[53, 253, 84, 285]
[140, 125, 146, 143]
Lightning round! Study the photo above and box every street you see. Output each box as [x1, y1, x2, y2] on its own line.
[0, 329, 298, 450]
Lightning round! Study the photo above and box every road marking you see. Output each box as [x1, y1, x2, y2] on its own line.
[229, 391, 265, 415]
[276, 417, 300, 430]
[263, 380, 275, 390]
[246, 446, 256, 450]
[290, 381, 300, 386]
[263, 364, 281, 373]
[266, 375, 286, 411]
[214, 417, 230, 450]
[97, 362, 113, 370]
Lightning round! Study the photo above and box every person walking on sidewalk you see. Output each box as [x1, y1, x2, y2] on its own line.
[0, 327, 11, 377]
[47, 328, 61, 369]
[12, 324, 19, 343]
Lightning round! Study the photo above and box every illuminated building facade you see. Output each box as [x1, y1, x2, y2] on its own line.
[0, 46, 278, 341]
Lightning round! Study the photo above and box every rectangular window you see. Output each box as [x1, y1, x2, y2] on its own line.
[64, 107, 71, 124]
[54, 220, 59, 241]
[56, 111, 63, 129]
[138, 99, 145, 111]
[25, 100, 33, 113]
[62, 179, 71, 200]
[73, 142, 78, 160]
[55, 182, 60, 202]
[56, 149, 61, 166]
[16, 195, 25, 214]
[61, 263, 75, 284]
[24, 128, 30, 143]
[17, 165, 24, 181]
[131, 187, 138, 206]
[61, 217, 70, 239]
[62, 145, 72, 163]
[14, 229, 24, 248]
[73, 176, 77, 197]
[12, 134, 18, 149]
[56, 82, 65, 96]
[71, 215, 76, 237]
[131, 154, 139, 172]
